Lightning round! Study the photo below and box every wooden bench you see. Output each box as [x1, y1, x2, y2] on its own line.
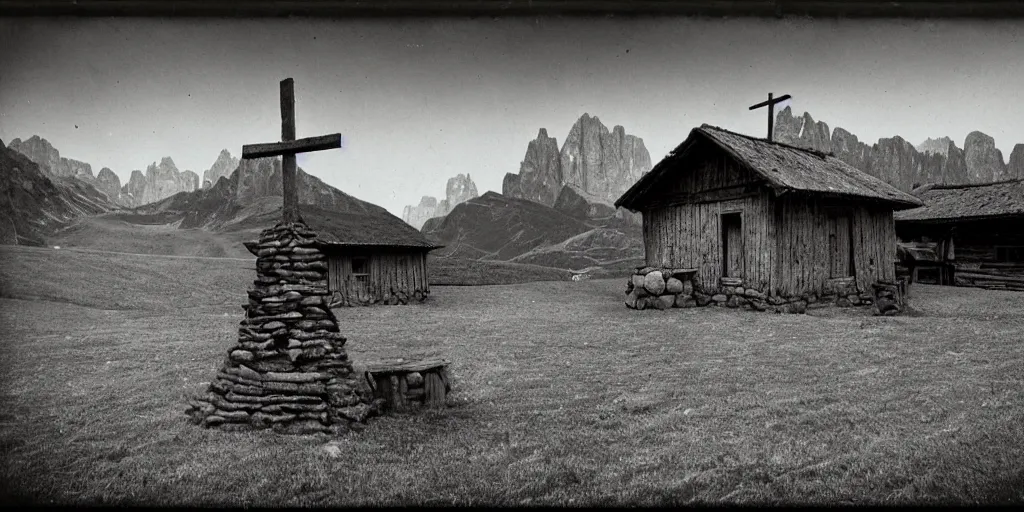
[363, 358, 451, 412]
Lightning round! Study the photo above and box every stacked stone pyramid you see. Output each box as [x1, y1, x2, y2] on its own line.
[186, 220, 378, 434]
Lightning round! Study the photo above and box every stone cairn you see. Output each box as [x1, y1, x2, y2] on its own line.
[186, 220, 378, 434]
[625, 266, 883, 314]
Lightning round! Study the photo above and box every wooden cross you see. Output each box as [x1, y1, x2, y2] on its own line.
[241, 78, 342, 223]
[748, 92, 792, 141]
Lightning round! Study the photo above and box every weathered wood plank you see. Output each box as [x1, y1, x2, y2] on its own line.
[241, 133, 343, 159]
[365, 358, 450, 375]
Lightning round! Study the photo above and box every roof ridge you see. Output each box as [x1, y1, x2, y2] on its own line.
[928, 179, 1024, 190]
[699, 124, 834, 159]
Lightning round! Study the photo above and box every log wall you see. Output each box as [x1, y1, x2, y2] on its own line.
[326, 249, 430, 306]
[644, 190, 775, 293]
[773, 195, 896, 297]
[897, 217, 1024, 291]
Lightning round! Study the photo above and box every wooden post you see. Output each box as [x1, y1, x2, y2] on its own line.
[425, 372, 445, 408]
[748, 92, 792, 141]
[240, 78, 341, 225]
[280, 78, 300, 223]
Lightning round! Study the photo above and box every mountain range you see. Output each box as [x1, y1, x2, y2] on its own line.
[413, 113, 651, 272]
[6, 136, 251, 209]
[772, 107, 1024, 190]
[401, 173, 479, 230]
[5, 108, 1022, 277]
[502, 114, 653, 208]
[0, 139, 114, 246]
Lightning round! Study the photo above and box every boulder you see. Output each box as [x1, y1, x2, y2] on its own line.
[654, 294, 675, 310]
[682, 280, 693, 296]
[694, 292, 712, 307]
[788, 300, 808, 314]
[631, 274, 647, 294]
[711, 294, 728, 303]
[676, 295, 697, 308]
[665, 277, 684, 294]
[625, 289, 641, 309]
[643, 271, 666, 295]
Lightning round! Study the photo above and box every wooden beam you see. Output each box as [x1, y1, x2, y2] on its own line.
[280, 78, 299, 223]
[241, 133, 342, 159]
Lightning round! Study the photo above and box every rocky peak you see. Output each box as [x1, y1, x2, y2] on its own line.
[203, 149, 240, 189]
[775, 108, 1018, 191]
[501, 114, 651, 209]
[916, 136, 953, 157]
[114, 156, 199, 207]
[503, 127, 564, 206]
[559, 113, 652, 206]
[772, 108, 831, 153]
[401, 174, 480, 230]
[7, 135, 87, 179]
[445, 173, 478, 209]
[963, 131, 1008, 182]
[95, 167, 122, 204]
[1008, 144, 1024, 180]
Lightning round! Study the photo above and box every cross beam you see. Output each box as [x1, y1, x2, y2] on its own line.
[241, 78, 342, 223]
[748, 92, 792, 141]
[241, 134, 341, 159]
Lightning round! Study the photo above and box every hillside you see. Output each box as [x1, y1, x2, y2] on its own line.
[423, 190, 642, 270]
[0, 139, 114, 246]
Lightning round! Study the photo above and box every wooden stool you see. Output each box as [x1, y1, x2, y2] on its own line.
[364, 358, 451, 412]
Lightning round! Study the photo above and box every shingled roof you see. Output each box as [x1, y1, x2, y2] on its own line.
[615, 124, 924, 211]
[244, 205, 441, 255]
[894, 179, 1024, 223]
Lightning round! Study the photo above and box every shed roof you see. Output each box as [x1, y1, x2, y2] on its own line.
[243, 205, 442, 256]
[615, 124, 924, 211]
[894, 179, 1024, 223]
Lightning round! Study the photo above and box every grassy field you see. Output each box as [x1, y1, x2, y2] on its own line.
[1, 245, 1023, 505]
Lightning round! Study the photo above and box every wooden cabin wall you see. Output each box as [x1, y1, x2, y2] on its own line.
[898, 217, 1024, 266]
[644, 190, 775, 293]
[773, 195, 896, 297]
[641, 151, 773, 293]
[640, 146, 763, 208]
[327, 250, 430, 305]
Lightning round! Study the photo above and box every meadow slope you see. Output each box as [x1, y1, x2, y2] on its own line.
[0, 245, 1022, 505]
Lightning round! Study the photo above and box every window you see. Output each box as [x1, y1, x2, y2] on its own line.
[351, 257, 369, 290]
[996, 246, 1024, 263]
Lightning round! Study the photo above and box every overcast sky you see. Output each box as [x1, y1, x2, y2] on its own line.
[1, 17, 1021, 217]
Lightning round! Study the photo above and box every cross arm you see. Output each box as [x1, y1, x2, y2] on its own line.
[241, 133, 342, 159]
[748, 94, 791, 110]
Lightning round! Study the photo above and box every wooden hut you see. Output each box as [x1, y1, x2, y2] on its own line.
[614, 124, 923, 307]
[894, 180, 1024, 291]
[245, 205, 442, 306]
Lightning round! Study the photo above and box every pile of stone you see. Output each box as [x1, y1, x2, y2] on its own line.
[872, 281, 906, 316]
[625, 266, 877, 314]
[186, 221, 379, 434]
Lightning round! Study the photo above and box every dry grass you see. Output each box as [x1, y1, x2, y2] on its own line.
[1, 245, 1022, 506]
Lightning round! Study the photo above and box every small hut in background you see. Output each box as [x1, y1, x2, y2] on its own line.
[614, 124, 923, 311]
[245, 205, 442, 306]
[895, 180, 1024, 291]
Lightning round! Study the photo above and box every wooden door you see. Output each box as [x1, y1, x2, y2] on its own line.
[828, 211, 854, 278]
[721, 212, 744, 278]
